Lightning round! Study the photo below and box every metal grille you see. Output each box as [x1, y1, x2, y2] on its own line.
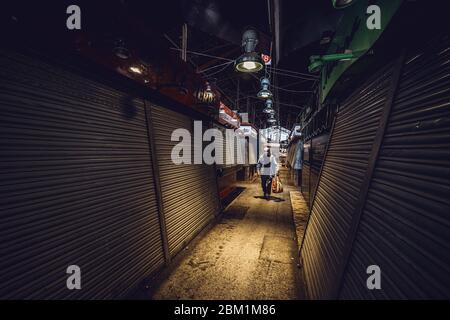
[149, 105, 220, 257]
[301, 140, 312, 207]
[340, 34, 450, 299]
[0, 50, 165, 299]
[310, 133, 330, 208]
[301, 62, 395, 299]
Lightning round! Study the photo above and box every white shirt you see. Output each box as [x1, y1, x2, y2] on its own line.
[257, 153, 278, 176]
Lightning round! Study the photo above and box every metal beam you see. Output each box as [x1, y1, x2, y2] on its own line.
[144, 101, 171, 265]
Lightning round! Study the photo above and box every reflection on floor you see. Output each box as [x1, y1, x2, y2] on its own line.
[150, 168, 305, 300]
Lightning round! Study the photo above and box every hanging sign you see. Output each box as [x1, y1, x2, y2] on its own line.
[261, 54, 271, 65]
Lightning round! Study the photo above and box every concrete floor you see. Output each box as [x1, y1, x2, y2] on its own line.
[151, 168, 304, 300]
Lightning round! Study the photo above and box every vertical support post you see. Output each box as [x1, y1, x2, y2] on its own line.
[252, 104, 256, 124]
[333, 53, 406, 298]
[236, 78, 240, 111]
[144, 101, 171, 265]
[181, 23, 188, 62]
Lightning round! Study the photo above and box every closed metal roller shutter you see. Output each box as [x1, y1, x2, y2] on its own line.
[301, 62, 395, 299]
[340, 34, 450, 299]
[0, 50, 165, 299]
[213, 123, 241, 167]
[149, 104, 220, 257]
[213, 123, 226, 167]
[301, 139, 311, 206]
[247, 131, 258, 166]
[310, 133, 329, 205]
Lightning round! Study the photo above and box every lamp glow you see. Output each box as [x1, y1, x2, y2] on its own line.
[263, 99, 275, 114]
[257, 78, 273, 99]
[235, 29, 264, 73]
[267, 117, 276, 124]
[243, 61, 257, 70]
[129, 66, 143, 74]
[263, 106, 275, 114]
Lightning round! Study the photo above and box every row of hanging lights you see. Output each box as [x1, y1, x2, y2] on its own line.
[234, 29, 277, 126]
[258, 77, 276, 125]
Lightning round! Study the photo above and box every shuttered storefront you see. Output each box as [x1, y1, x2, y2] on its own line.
[310, 133, 329, 204]
[301, 61, 395, 299]
[214, 123, 242, 197]
[148, 104, 220, 258]
[301, 33, 450, 300]
[339, 34, 450, 299]
[301, 140, 311, 205]
[0, 50, 165, 299]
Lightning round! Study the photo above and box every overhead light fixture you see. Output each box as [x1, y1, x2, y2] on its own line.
[332, 0, 356, 9]
[235, 29, 264, 73]
[263, 107, 275, 115]
[263, 99, 275, 114]
[113, 39, 130, 60]
[267, 115, 276, 124]
[257, 78, 273, 99]
[129, 66, 143, 74]
[196, 81, 216, 103]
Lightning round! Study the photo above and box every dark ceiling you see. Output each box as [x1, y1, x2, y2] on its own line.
[2, 0, 343, 129]
[133, 0, 339, 129]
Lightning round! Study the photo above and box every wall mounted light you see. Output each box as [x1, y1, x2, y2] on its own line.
[308, 51, 358, 73]
[257, 77, 273, 99]
[235, 29, 264, 73]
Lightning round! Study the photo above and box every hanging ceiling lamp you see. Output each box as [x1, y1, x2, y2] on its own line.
[113, 39, 130, 60]
[262, 99, 275, 114]
[235, 29, 264, 73]
[196, 81, 216, 104]
[257, 77, 273, 99]
[267, 115, 276, 124]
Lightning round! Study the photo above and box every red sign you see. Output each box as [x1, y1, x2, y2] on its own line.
[261, 54, 271, 65]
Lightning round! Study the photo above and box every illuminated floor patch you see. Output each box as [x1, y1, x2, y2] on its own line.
[223, 205, 249, 219]
[259, 235, 296, 264]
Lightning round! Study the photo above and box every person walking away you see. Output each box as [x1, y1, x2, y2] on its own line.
[257, 147, 278, 199]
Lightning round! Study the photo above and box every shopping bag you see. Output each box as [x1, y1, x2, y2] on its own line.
[272, 176, 283, 193]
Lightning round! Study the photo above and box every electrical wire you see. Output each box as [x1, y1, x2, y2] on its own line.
[267, 66, 319, 79]
[270, 85, 313, 93]
[202, 61, 233, 77]
[216, 86, 235, 108]
[170, 47, 234, 61]
[268, 69, 317, 81]
[282, 79, 312, 88]
[197, 61, 234, 74]
[164, 34, 198, 67]
[249, 72, 313, 94]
